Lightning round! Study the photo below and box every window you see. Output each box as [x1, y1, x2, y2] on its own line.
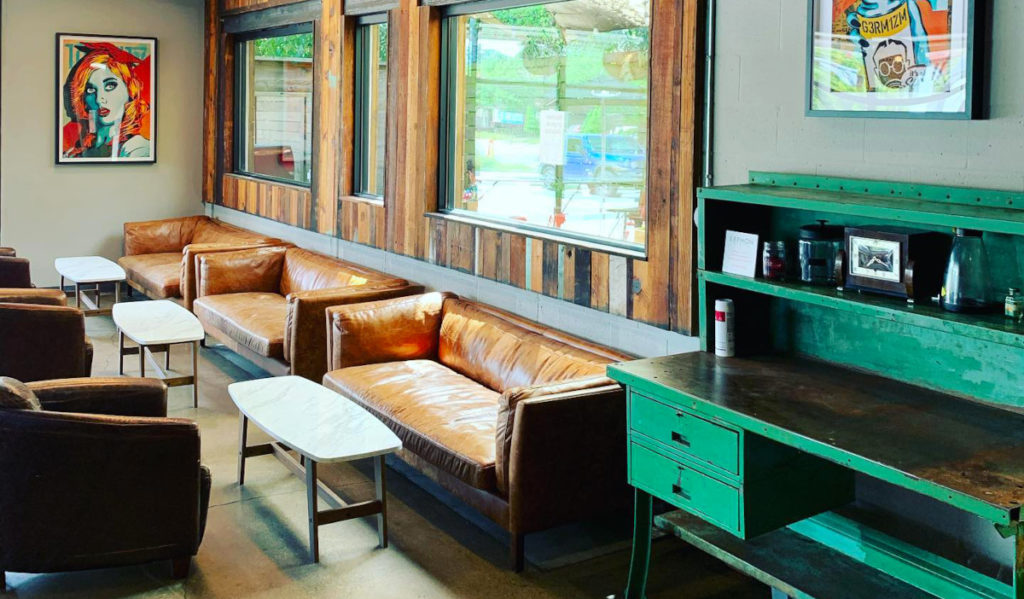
[236, 26, 314, 186]
[354, 17, 389, 199]
[440, 0, 650, 250]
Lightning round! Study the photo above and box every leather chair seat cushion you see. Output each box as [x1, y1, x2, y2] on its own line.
[324, 359, 500, 491]
[0, 377, 41, 410]
[194, 292, 287, 359]
[118, 253, 182, 298]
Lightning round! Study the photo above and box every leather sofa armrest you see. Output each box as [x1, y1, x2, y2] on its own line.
[197, 246, 286, 298]
[0, 410, 206, 568]
[285, 282, 425, 382]
[0, 257, 31, 288]
[0, 288, 66, 306]
[0, 247, 15, 257]
[501, 381, 628, 533]
[326, 291, 453, 372]
[123, 216, 206, 256]
[181, 240, 289, 311]
[28, 377, 168, 417]
[0, 304, 88, 382]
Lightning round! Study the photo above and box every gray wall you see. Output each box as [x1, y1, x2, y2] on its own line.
[713, 0, 1023, 191]
[712, 0, 1019, 570]
[0, 0, 205, 286]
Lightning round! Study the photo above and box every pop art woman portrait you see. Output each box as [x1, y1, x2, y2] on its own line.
[57, 34, 156, 164]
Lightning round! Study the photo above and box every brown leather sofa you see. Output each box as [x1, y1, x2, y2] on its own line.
[0, 376, 211, 590]
[0, 297, 93, 382]
[193, 246, 422, 382]
[322, 292, 631, 570]
[119, 215, 283, 309]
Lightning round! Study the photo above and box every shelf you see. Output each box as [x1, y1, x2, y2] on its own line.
[656, 510, 1009, 599]
[698, 183, 1024, 237]
[700, 270, 1024, 351]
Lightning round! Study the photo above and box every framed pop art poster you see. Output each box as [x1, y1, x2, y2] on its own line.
[56, 34, 156, 164]
[807, 0, 986, 119]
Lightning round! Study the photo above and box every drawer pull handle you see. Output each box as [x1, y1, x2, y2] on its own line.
[671, 484, 690, 500]
[671, 431, 691, 447]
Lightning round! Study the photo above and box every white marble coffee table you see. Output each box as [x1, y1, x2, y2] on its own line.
[54, 256, 126, 316]
[228, 376, 402, 563]
[113, 300, 205, 407]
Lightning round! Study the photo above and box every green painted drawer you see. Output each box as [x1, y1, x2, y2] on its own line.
[630, 442, 740, 534]
[630, 392, 740, 476]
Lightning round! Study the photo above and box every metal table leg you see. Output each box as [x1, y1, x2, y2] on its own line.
[238, 413, 248, 485]
[307, 459, 320, 563]
[375, 455, 388, 548]
[192, 340, 200, 408]
[625, 489, 653, 599]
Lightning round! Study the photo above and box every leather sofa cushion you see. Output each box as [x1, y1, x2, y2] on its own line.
[0, 377, 41, 410]
[191, 220, 271, 245]
[280, 248, 388, 296]
[119, 253, 181, 298]
[324, 359, 500, 491]
[194, 292, 287, 358]
[438, 297, 614, 393]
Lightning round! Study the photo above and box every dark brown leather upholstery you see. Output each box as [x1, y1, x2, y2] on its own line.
[0, 288, 67, 306]
[322, 292, 631, 565]
[0, 303, 92, 382]
[194, 247, 422, 381]
[0, 257, 31, 288]
[0, 378, 210, 582]
[120, 215, 282, 304]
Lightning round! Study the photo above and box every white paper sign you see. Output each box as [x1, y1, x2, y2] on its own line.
[538, 110, 566, 165]
[722, 230, 759, 278]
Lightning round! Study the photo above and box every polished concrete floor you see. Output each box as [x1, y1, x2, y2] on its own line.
[3, 308, 767, 598]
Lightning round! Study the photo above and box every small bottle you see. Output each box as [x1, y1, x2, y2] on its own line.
[714, 299, 735, 357]
[762, 241, 787, 281]
[1005, 288, 1023, 321]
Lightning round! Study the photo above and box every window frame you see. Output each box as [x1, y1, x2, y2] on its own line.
[436, 0, 651, 256]
[353, 13, 389, 201]
[233, 22, 316, 188]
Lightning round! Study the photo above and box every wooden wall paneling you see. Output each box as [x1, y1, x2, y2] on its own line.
[542, 242, 559, 298]
[627, 0, 678, 328]
[374, 205, 386, 248]
[608, 254, 629, 317]
[590, 252, 609, 312]
[219, 32, 235, 184]
[497, 232, 512, 284]
[478, 229, 498, 280]
[314, 0, 343, 235]
[529, 238, 544, 293]
[670, 0, 703, 335]
[345, 0, 400, 15]
[203, 0, 219, 204]
[573, 249, 592, 307]
[446, 221, 473, 273]
[508, 234, 526, 288]
[562, 246, 575, 301]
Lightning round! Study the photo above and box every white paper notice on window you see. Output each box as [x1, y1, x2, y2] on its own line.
[722, 230, 759, 278]
[538, 110, 566, 166]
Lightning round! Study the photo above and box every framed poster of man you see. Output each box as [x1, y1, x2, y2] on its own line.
[806, 0, 986, 119]
[56, 34, 157, 164]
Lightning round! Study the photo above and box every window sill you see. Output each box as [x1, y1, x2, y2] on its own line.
[425, 211, 647, 260]
[341, 194, 384, 207]
[226, 172, 311, 192]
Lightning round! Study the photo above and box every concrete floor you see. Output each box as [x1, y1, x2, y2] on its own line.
[3, 308, 767, 599]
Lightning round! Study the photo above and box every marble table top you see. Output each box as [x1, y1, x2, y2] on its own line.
[229, 376, 402, 463]
[112, 300, 205, 346]
[54, 256, 126, 284]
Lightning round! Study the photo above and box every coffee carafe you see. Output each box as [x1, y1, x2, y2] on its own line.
[940, 228, 993, 313]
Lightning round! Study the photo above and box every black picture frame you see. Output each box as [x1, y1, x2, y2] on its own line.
[55, 33, 158, 165]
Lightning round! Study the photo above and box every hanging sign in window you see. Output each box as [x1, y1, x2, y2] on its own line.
[538, 110, 566, 166]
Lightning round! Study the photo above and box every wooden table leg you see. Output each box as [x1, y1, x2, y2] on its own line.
[192, 341, 199, 408]
[238, 413, 248, 485]
[375, 455, 388, 548]
[625, 489, 653, 599]
[307, 459, 320, 563]
[118, 331, 125, 375]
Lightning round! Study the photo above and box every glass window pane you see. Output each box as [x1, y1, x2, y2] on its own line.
[239, 31, 314, 186]
[445, 0, 649, 247]
[357, 23, 388, 197]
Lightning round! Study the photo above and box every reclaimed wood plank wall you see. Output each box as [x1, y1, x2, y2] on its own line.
[203, 0, 702, 334]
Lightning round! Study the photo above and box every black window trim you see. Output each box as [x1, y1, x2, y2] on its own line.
[436, 0, 649, 256]
[233, 22, 316, 188]
[353, 13, 388, 201]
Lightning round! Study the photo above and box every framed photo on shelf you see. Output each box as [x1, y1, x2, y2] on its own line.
[806, 0, 986, 119]
[56, 33, 157, 164]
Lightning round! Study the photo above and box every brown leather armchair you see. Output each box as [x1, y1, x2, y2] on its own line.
[0, 247, 15, 257]
[193, 246, 423, 381]
[0, 300, 92, 381]
[0, 377, 211, 590]
[0, 255, 31, 288]
[322, 292, 632, 570]
[119, 215, 284, 309]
